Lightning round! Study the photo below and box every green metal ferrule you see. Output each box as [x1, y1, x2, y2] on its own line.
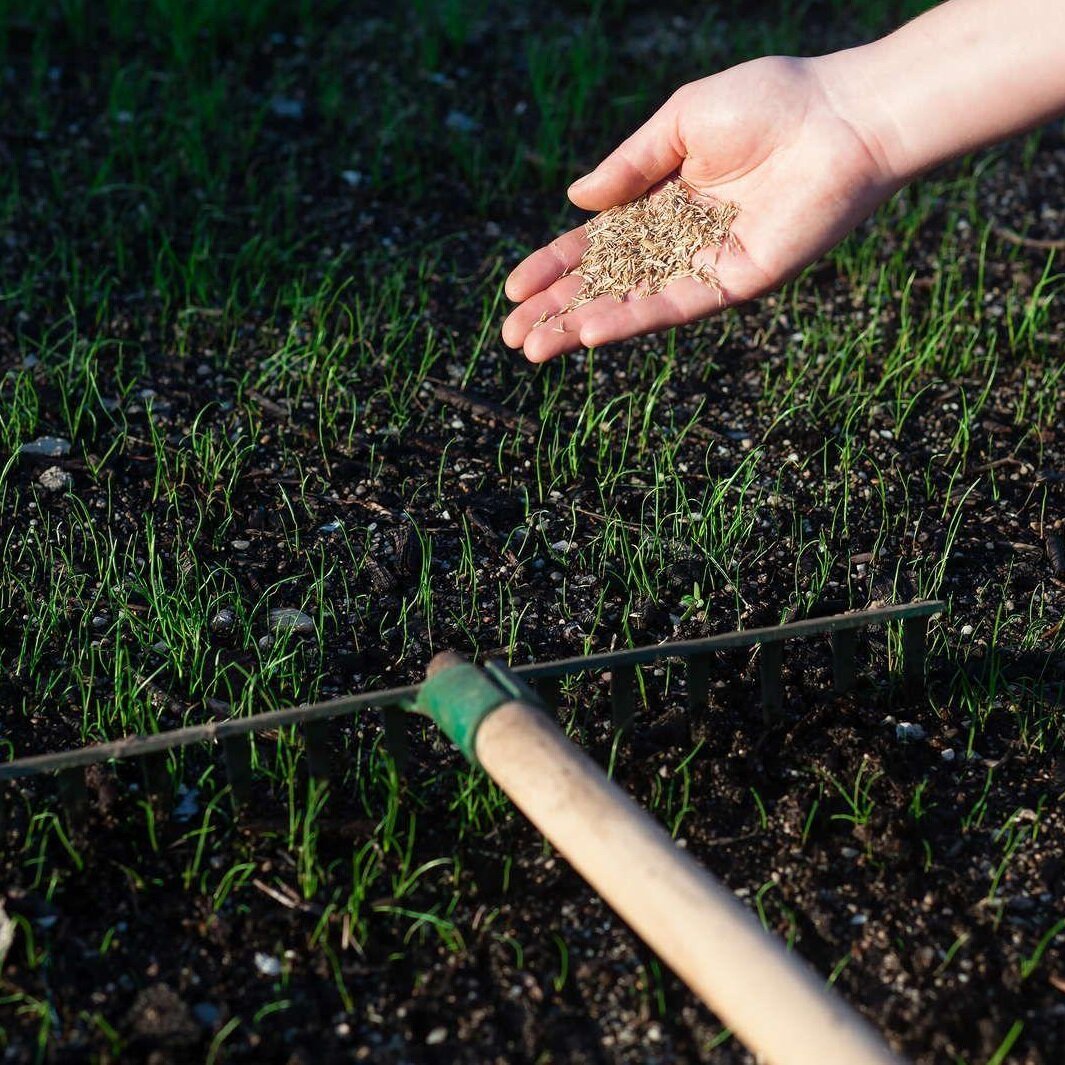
[416, 663, 508, 764]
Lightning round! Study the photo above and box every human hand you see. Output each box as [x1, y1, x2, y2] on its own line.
[502, 55, 901, 362]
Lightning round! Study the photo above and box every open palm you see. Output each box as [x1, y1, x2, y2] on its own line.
[502, 56, 900, 362]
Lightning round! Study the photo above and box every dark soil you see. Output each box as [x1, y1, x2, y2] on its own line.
[3, 655, 1065, 1064]
[2, 2, 1064, 1063]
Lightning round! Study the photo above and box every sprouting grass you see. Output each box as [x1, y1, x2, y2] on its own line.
[1, 0, 1062, 1062]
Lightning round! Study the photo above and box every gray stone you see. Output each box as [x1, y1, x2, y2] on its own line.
[895, 721, 927, 743]
[20, 436, 70, 458]
[445, 110, 478, 133]
[38, 466, 72, 491]
[268, 608, 316, 638]
[270, 96, 304, 120]
[172, 787, 199, 823]
[210, 608, 236, 636]
[254, 952, 282, 976]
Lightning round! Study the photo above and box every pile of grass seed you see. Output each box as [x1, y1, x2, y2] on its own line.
[567, 181, 740, 308]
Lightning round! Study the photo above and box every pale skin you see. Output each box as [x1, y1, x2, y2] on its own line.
[502, 0, 1065, 363]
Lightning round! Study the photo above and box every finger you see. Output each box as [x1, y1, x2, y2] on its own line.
[505, 226, 588, 303]
[522, 293, 620, 363]
[501, 273, 585, 350]
[576, 277, 725, 349]
[567, 90, 686, 212]
[577, 241, 775, 348]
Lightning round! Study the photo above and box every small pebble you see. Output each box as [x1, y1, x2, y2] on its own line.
[941, 748, 956, 763]
[172, 787, 199, 823]
[896, 721, 927, 742]
[210, 609, 236, 636]
[444, 110, 478, 133]
[254, 952, 282, 977]
[38, 465, 72, 491]
[270, 97, 303, 119]
[231, 540, 251, 551]
[426, 1027, 447, 1045]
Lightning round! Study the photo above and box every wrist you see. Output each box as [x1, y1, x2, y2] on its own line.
[811, 45, 917, 188]
[816, 0, 1065, 186]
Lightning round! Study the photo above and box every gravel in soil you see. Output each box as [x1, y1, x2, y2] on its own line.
[1, 2, 1064, 1062]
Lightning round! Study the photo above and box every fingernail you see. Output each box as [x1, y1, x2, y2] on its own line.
[569, 173, 594, 194]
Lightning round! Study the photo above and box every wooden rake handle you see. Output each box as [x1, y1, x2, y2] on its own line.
[419, 656, 903, 1065]
[475, 701, 901, 1065]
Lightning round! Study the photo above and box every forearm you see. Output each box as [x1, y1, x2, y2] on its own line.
[820, 0, 1065, 182]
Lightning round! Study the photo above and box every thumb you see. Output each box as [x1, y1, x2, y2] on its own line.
[568, 91, 686, 211]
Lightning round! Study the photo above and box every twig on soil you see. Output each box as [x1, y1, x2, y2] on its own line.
[247, 390, 292, 421]
[330, 495, 402, 520]
[253, 877, 321, 914]
[992, 224, 1065, 251]
[430, 381, 540, 437]
[465, 506, 521, 567]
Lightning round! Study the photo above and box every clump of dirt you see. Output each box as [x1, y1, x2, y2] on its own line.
[570, 181, 739, 306]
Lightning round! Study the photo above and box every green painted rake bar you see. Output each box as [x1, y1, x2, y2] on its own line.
[0, 601, 943, 820]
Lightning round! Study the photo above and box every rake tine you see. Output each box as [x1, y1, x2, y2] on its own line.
[381, 706, 410, 772]
[902, 615, 929, 696]
[610, 664, 637, 736]
[57, 767, 88, 828]
[759, 641, 785, 723]
[831, 628, 859, 693]
[0, 604, 946, 805]
[532, 675, 561, 712]
[686, 654, 712, 733]
[304, 719, 332, 783]
[302, 715, 330, 783]
[222, 735, 253, 810]
[141, 751, 172, 812]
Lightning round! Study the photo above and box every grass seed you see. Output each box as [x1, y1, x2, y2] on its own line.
[562, 181, 740, 313]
